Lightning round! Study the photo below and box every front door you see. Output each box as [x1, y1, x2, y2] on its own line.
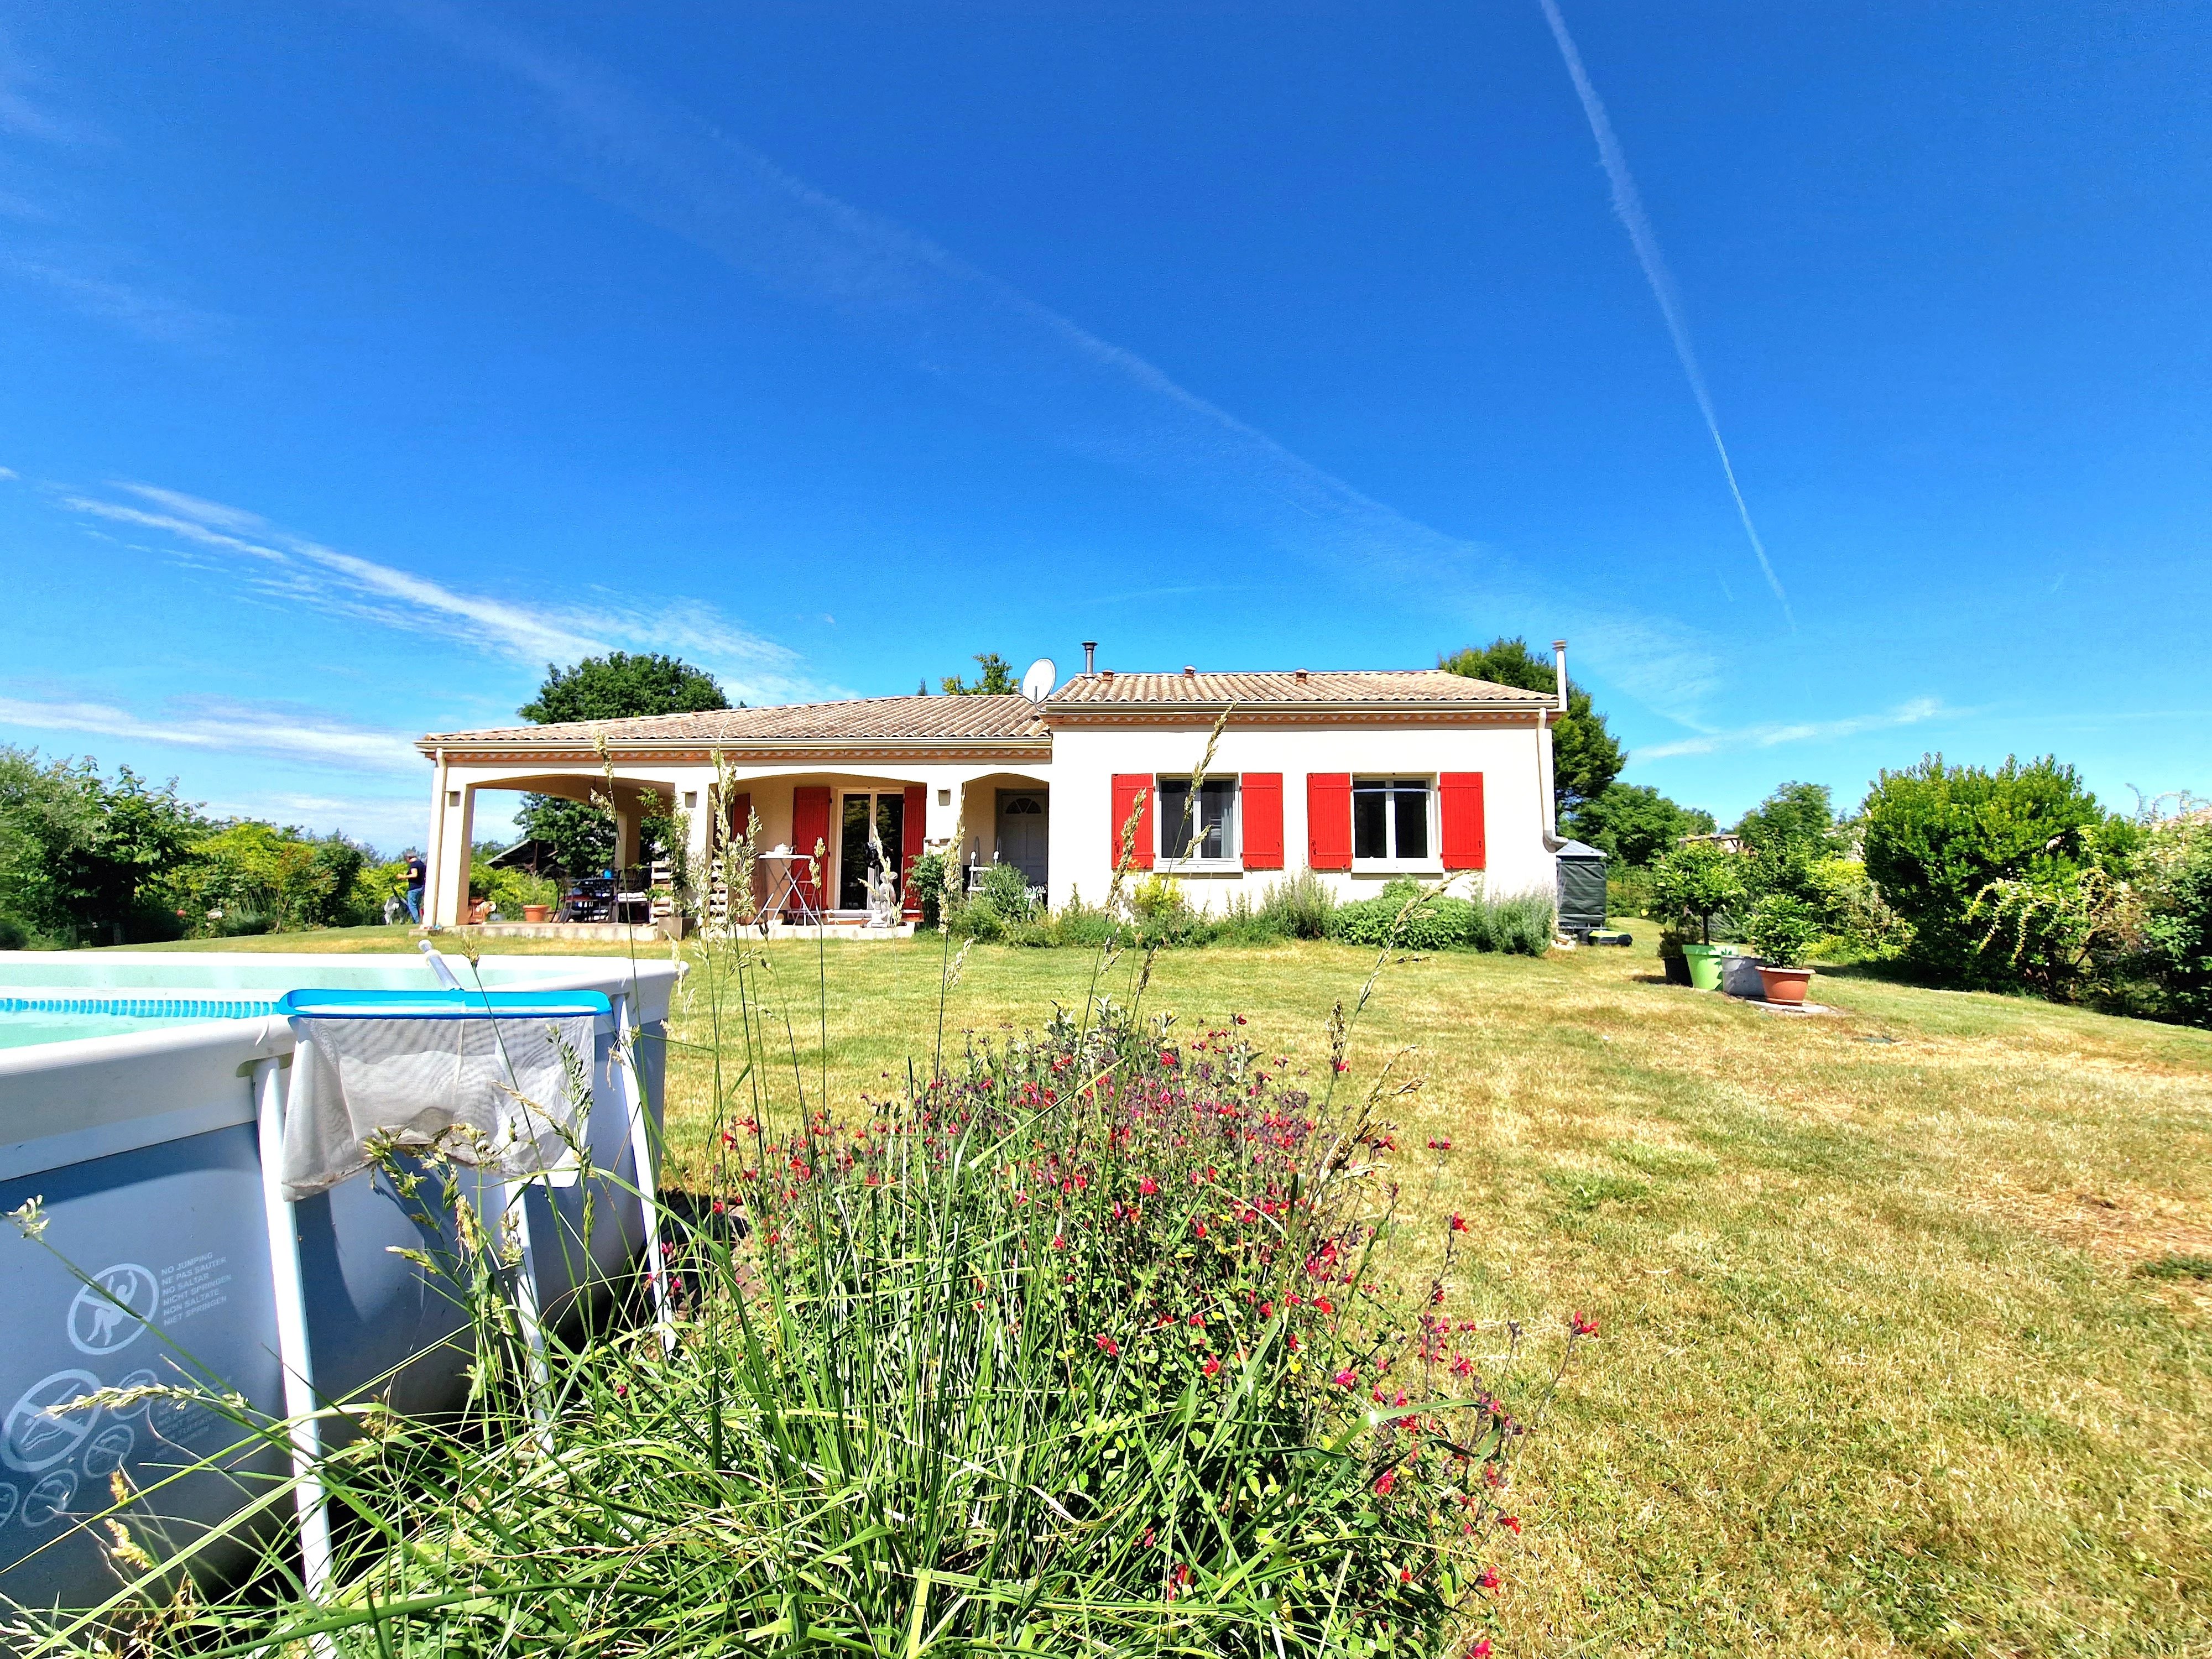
[996, 790, 1048, 888]
[837, 792, 905, 911]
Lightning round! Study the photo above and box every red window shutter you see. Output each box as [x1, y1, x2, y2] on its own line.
[1306, 773, 1352, 870]
[790, 786, 832, 904]
[723, 790, 752, 845]
[1439, 773, 1487, 870]
[1241, 773, 1284, 869]
[901, 785, 927, 916]
[1110, 774, 1155, 871]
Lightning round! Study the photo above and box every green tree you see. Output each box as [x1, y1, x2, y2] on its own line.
[1439, 638, 1623, 816]
[1736, 782, 1844, 857]
[0, 749, 207, 944]
[515, 652, 726, 875]
[1568, 782, 1715, 868]
[1860, 754, 2111, 988]
[519, 651, 729, 724]
[941, 653, 1019, 696]
[1650, 841, 1747, 944]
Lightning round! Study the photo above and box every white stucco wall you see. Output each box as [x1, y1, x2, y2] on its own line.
[1044, 719, 1557, 914]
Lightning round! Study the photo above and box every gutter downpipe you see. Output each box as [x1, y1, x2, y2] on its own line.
[1538, 640, 1569, 852]
[425, 746, 449, 928]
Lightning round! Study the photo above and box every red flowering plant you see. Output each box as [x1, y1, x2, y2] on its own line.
[713, 983, 1591, 1656]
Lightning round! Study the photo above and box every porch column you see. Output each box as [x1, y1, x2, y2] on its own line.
[681, 781, 713, 889]
[613, 802, 640, 872]
[432, 783, 476, 926]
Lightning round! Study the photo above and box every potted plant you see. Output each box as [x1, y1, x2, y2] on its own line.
[1745, 894, 1822, 1004]
[522, 904, 552, 923]
[1657, 926, 1693, 985]
[1651, 843, 1747, 990]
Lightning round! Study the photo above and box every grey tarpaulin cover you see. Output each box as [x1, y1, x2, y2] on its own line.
[281, 1013, 597, 1199]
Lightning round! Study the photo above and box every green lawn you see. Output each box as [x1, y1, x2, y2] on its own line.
[111, 924, 2212, 1655]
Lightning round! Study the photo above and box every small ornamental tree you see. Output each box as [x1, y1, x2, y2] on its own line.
[1651, 841, 1747, 944]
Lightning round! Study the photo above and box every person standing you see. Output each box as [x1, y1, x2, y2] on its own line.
[403, 849, 427, 923]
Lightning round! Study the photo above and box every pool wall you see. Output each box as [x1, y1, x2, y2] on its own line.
[0, 953, 681, 1614]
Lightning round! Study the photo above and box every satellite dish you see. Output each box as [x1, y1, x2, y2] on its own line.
[1020, 657, 1058, 705]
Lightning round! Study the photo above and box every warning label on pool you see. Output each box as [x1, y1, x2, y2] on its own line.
[158, 1254, 231, 1324]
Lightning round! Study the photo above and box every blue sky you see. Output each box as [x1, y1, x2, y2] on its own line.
[2, 2, 2206, 852]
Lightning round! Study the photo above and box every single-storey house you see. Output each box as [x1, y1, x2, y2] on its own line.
[413, 645, 1574, 930]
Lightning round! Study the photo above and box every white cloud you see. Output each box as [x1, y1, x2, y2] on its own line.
[0, 694, 425, 772]
[1633, 697, 1949, 762]
[60, 484, 822, 703]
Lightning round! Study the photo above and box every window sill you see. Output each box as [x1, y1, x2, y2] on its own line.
[1156, 859, 1244, 878]
[1349, 862, 1444, 878]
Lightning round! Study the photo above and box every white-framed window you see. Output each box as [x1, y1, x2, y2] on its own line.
[1352, 777, 1432, 864]
[1156, 775, 1239, 864]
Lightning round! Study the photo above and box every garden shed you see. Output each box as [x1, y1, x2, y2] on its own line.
[1554, 840, 1608, 937]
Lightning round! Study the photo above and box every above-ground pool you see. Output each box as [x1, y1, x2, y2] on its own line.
[0, 950, 682, 1615]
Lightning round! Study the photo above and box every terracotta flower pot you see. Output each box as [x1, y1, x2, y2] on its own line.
[1759, 964, 1813, 1005]
[522, 905, 551, 923]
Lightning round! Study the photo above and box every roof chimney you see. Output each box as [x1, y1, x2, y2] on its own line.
[1552, 639, 1569, 713]
[1182, 665, 1196, 677]
[1294, 667, 1309, 683]
[1082, 640, 1097, 676]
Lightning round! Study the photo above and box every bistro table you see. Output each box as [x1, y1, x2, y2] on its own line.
[756, 847, 822, 927]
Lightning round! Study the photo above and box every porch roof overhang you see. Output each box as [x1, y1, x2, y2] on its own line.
[414, 737, 1052, 769]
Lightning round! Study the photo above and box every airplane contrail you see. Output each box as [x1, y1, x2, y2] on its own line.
[1535, 0, 1793, 624]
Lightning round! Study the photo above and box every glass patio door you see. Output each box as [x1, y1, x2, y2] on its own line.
[837, 792, 905, 911]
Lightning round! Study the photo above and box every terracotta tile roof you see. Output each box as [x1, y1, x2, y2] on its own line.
[422, 694, 1047, 749]
[1045, 669, 1549, 707]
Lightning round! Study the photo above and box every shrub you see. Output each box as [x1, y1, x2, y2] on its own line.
[1745, 893, 1822, 969]
[0, 910, 30, 950]
[1861, 754, 2112, 989]
[2137, 820, 2212, 1026]
[974, 859, 1037, 922]
[1257, 868, 1338, 939]
[1475, 890, 1559, 957]
[1328, 880, 1554, 956]
[907, 850, 951, 927]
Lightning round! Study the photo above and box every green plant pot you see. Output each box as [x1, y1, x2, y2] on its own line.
[1682, 942, 1735, 991]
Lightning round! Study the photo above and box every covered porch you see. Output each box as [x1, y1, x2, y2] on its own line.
[422, 755, 1051, 931]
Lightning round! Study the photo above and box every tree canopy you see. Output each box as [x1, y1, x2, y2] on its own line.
[1439, 638, 1624, 817]
[1736, 781, 1845, 855]
[941, 653, 1019, 696]
[1568, 782, 1716, 868]
[515, 653, 726, 874]
[519, 652, 729, 724]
